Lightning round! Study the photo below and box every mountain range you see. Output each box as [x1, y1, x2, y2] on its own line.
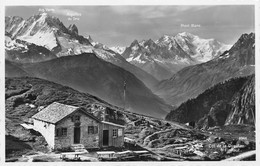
[155, 33, 255, 106]
[121, 32, 230, 80]
[5, 13, 158, 89]
[5, 12, 255, 124]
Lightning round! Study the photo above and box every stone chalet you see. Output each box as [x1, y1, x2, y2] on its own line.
[31, 102, 125, 150]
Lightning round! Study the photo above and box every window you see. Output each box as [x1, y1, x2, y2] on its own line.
[88, 126, 98, 134]
[118, 129, 123, 136]
[61, 128, 67, 136]
[113, 129, 118, 137]
[55, 128, 67, 137]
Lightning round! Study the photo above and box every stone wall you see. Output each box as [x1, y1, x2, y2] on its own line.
[54, 110, 100, 149]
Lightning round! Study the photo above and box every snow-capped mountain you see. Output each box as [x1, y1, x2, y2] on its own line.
[122, 38, 194, 80]
[122, 32, 231, 80]
[172, 32, 231, 62]
[110, 46, 126, 54]
[5, 32, 57, 63]
[5, 12, 158, 89]
[5, 13, 93, 57]
[155, 33, 255, 106]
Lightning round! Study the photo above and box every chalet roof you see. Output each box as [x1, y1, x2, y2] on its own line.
[32, 102, 100, 124]
[102, 121, 125, 128]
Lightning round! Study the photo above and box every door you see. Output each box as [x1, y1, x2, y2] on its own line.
[103, 130, 109, 146]
[74, 127, 81, 144]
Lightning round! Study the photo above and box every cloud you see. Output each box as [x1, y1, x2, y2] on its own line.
[141, 7, 169, 19]
[108, 6, 213, 20]
[108, 6, 171, 19]
[174, 6, 213, 12]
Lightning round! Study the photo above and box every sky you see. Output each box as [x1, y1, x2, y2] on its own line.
[5, 5, 255, 47]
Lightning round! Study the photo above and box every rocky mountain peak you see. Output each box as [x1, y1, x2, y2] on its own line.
[31, 12, 49, 22]
[177, 32, 196, 39]
[86, 35, 94, 43]
[230, 33, 255, 51]
[157, 35, 173, 44]
[131, 39, 139, 46]
[68, 24, 78, 35]
[28, 12, 67, 32]
[5, 16, 25, 38]
[144, 38, 155, 45]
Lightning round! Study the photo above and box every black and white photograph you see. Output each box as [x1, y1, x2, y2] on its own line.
[2, 0, 259, 164]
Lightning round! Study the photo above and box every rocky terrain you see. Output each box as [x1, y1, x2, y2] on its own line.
[165, 75, 255, 128]
[121, 32, 230, 80]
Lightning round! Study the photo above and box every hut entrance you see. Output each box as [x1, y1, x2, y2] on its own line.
[74, 127, 81, 144]
[103, 130, 109, 146]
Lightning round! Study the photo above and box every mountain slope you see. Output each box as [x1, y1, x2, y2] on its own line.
[165, 75, 254, 127]
[5, 77, 125, 124]
[5, 13, 158, 88]
[5, 60, 29, 77]
[5, 34, 57, 63]
[122, 33, 230, 80]
[86, 35, 159, 88]
[155, 33, 255, 106]
[11, 53, 170, 118]
[5, 77, 126, 157]
[225, 75, 255, 125]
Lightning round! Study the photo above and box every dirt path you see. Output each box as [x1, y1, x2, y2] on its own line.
[223, 150, 256, 161]
[164, 120, 192, 130]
